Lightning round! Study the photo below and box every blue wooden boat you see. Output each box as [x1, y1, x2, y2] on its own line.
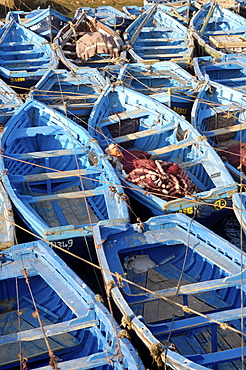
[74, 6, 134, 34]
[0, 18, 58, 92]
[54, 12, 126, 71]
[105, 61, 198, 121]
[193, 53, 246, 92]
[190, 2, 246, 58]
[94, 213, 246, 370]
[88, 83, 237, 225]
[191, 79, 246, 182]
[233, 192, 246, 236]
[0, 240, 145, 369]
[123, 3, 194, 65]
[0, 98, 129, 254]
[29, 68, 106, 125]
[5, 6, 71, 42]
[123, 2, 195, 25]
[0, 77, 23, 125]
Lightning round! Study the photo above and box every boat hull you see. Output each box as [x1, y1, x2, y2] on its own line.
[0, 240, 145, 369]
[88, 84, 237, 226]
[0, 19, 58, 93]
[124, 3, 194, 65]
[0, 98, 129, 256]
[94, 213, 246, 370]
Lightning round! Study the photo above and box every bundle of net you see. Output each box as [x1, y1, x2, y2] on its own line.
[222, 142, 246, 175]
[105, 145, 199, 200]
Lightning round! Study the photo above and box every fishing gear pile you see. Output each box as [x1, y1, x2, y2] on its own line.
[105, 145, 199, 200]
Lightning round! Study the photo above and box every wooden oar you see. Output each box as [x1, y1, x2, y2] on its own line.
[129, 2, 158, 45]
[199, 2, 216, 36]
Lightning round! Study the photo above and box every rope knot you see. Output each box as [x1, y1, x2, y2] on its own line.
[22, 268, 29, 283]
[197, 135, 207, 142]
[49, 350, 61, 369]
[94, 294, 104, 303]
[106, 280, 115, 296]
[136, 217, 144, 232]
[118, 329, 131, 340]
[220, 322, 229, 330]
[149, 343, 164, 367]
[183, 305, 191, 313]
[121, 315, 132, 330]
[115, 271, 126, 287]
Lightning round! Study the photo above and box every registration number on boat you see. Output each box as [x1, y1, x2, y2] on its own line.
[179, 207, 194, 215]
[52, 239, 74, 250]
[173, 107, 187, 115]
[10, 77, 25, 83]
[30, 23, 41, 31]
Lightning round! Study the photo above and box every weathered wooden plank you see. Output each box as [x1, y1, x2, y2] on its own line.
[8, 147, 86, 160]
[28, 186, 99, 226]
[205, 29, 246, 35]
[202, 329, 240, 370]
[150, 120, 245, 157]
[3, 56, 49, 64]
[134, 44, 186, 50]
[0, 42, 36, 47]
[51, 103, 94, 109]
[150, 138, 196, 157]
[56, 186, 99, 225]
[33, 351, 114, 370]
[0, 306, 86, 366]
[140, 26, 171, 32]
[0, 50, 42, 56]
[42, 94, 100, 100]
[0, 316, 98, 345]
[26, 185, 108, 203]
[113, 124, 176, 144]
[127, 276, 237, 305]
[144, 268, 184, 322]
[186, 346, 246, 365]
[100, 108, 149, 126]
[10, 168, 101, 183]
[205, 121, 246, 138]
[140, 52, 188, 58]
[149, 307, 246, 336]
[139, 37, 185, 42]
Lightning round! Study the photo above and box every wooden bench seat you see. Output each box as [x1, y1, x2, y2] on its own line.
[100, 108, 149, 127]
[127, 275, 236, 306]
[2, 56, 48, 64]
[36, 351, 115, 370]
[187, 346, 246, 366]
[148, 306, 246, 336]
[204, 29, 246, 35]
[0, 50, 43, 56]
[24, 185, 108, 203]
[139, 37, 185, 42]
[0, 41, 37, 47]
[140, 26, 172, 32]
[51, 103, 94, 110]
[9, 168, 101, 183]
[114, 123, 176, 144]
[139, 50, 188, 58]
[0, 314, 98, 346]
[9, 147, 86, 160]
[214, 77, 246, 83]
[134, 44, 186, 50]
